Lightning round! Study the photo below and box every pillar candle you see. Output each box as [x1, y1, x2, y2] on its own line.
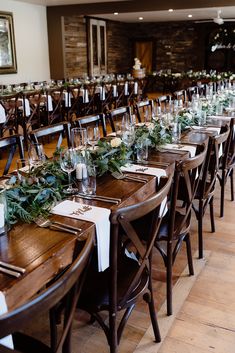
[0, 204, 4, 228]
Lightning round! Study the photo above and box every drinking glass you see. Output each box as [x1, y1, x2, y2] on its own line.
[60, 148, 77, 194]
[28, 143, 46, 168]
[136, 140, 148, 162]
[81, 164, 96, 195]
[172, 121, 181, 143]
[87, 126, 100, 149]
[122, 124, 135, 147]
[71, 127, 87, 149]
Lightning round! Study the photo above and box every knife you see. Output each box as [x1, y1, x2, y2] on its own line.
[0, 261, 26, 274]
[76, 194, 120, 204]
[0, 266, 21, 278]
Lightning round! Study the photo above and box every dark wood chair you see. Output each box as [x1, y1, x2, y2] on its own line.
[217, 117, 235, 217]
[156, 95, 170, 113]
[155, 143, 207, 315]
[192, 127, 230, 258]
[29, 122, 71, 152]
[76, 113, 107, 137]
[133, 99, 154, 123]
[0, 135, 24, 176]
[186, 86, 198, 101]
[78, 172, 174, 353]
[0, 92, 21, 138]
[0, 233, 94, 353]
[105, 106, 132, 133]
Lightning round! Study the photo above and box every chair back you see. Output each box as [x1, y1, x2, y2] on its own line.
[0, 92, 21, 137]
[0, 234, 94, 353]
[133, 99, 154, 123]
[169, 143, 207, 240]
[77, 113, 107, 137]
[106, 106, 132, 132]
[109, 172, 173, 309]
[0, 135, 24, 176]
[29, 121, 71, 151]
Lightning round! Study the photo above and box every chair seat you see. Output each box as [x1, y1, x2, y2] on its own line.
[13, 332, 52, 353]
[157, 210, 190, 242]
[79, 255, 149, 312]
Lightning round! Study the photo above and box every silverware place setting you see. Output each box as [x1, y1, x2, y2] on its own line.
[0, 261, 26, 278]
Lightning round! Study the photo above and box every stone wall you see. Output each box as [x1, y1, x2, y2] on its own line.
[62, 17, 214, 78]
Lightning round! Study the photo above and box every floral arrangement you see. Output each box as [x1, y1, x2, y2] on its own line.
[176, 109, 195, 131]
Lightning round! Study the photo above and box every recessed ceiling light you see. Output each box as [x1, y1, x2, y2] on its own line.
[168, 9, 173, 12]
[188, 14, 193, 18]
[114, 12, 118, 16]
[139, 17, 144, 20]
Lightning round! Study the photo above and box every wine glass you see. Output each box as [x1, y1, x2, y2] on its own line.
[71, 127, 87, 149]
[28, 143, 46, 168]
[87, 126, 100, 149]
[60, 148, 77, 194]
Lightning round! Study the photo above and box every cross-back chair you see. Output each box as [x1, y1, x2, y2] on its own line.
[0, 135, 24, 176]
[155, 143, 207, 315]
[217, 117, 235, 217]
[173, 89, 186, 107]
[0, 93, 21, 138]
[192, 127, 230, 258]
[105, 106, 132, 133]
[156, 95, 170, 113]
[0, 234, 94, 353]
[29, 122, 71, 153]
[133, 99, 154, 123]
[186, 86, 198, 101]
[78, 172, 174, 353]
[76, 113, 107, 137]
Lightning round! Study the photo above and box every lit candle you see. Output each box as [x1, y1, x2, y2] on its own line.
[0, 204, 4, 228]
[76, 164, 83, 180]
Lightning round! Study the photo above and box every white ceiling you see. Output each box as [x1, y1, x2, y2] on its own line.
[11, 0, 235, 23]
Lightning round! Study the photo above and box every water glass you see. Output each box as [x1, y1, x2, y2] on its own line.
[60, 148, 77, 194]
[172, 122, 181, 143]
[28, 143, 46, 167]
[87, 126, 100, 149]
[71, 127, 87, 149]
[136, 140, 148, 162]
[122, 124, 135, 147]
[81, 165, 96, 195]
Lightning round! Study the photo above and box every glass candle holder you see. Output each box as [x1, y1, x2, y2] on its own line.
[0, 187, 9, 235]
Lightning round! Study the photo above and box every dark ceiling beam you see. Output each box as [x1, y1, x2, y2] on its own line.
[47, 0, 235, 16]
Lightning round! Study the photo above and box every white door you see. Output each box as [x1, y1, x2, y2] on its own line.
[89, 19, 107, 76]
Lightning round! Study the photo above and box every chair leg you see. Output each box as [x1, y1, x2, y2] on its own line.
[220, 170, 226, 218]
[185, 234, 194, 275]
[109, 311, 118, 353]
[209, 197, 215, 233]
[230, 169, 234, 201]
[198, 202, 203, 259]
[166, 254, 173, 316]
[147, 280, 161, 342]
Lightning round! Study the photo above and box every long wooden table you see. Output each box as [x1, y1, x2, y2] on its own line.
[0, 139, 205, 311]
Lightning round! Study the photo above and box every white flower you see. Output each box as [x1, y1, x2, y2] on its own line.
[185, 112, 193, 120]
[217, 75, 221, 80]
[110, 137, 122, 148]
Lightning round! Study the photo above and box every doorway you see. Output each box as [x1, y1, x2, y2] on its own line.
[134, 40, 154, 73]
[87, 18, 107, 76]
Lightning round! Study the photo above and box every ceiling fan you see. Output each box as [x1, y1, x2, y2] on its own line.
[195, 10, 235, 25]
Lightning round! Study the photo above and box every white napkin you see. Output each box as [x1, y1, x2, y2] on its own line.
[191, 126, 221, 135]
[51, 200, 110, 272]
[63, 92, 72, 108]
[0, 291, 14, 349]
[0, 105, 6, 123]
[163, 143, 197, 157]
[18, 98, 30, 117]
[42, 94, 53, 111]
[121, 164, 167, 216]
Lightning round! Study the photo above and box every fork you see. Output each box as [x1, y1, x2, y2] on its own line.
[34, 216, 81, 234]
[112, 171, 148, 183]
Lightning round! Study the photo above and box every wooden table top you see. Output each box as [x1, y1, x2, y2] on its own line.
[0, 136, 205, 310]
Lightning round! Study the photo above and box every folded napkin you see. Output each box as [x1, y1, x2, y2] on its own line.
[0, 291, 14, 349]
[18, 98, 30, 117]
[192, 126, 221, 135]
[42, 94, 53, 111]
[163, 143, 196, 157]
[0, 105, 6, 123]
[51, 200, 110, 272]
[121, 164, 167, 216]
[63, 92, 72, 108]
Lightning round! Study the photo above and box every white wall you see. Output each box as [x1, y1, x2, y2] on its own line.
[0, 0, 50, 84]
